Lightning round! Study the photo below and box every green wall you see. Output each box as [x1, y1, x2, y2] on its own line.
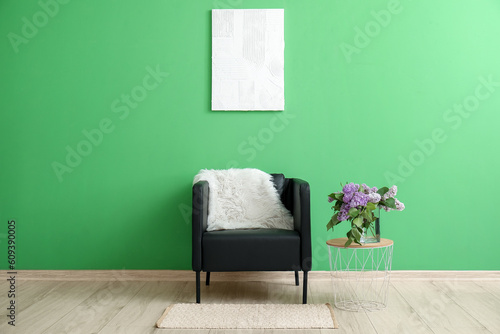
[1, 0, 500, 270]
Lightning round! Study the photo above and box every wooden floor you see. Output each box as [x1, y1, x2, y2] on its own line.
[1, 275, 499, 334]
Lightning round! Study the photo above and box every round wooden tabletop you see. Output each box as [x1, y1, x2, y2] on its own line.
[326, 238, 393, 248]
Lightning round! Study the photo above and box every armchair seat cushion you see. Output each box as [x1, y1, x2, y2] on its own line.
[202, 229, 301, 271]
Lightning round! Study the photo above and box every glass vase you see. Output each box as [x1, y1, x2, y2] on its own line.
[360, 208, 380, 244]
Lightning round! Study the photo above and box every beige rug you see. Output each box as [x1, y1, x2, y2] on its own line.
[156, 303, 338, 329]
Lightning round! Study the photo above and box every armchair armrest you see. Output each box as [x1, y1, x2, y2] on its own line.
[192, 180, 209, 271]
[291, 178, 312, 271]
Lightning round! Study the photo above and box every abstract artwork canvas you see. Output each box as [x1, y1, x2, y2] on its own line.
[212, 9, 284, 111]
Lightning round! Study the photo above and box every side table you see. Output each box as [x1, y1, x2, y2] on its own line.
[326, 238, 393, 311]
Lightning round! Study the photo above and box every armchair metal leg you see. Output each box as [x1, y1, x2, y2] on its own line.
[196, 271, 201, 303]
[294, 271, 299, 286]
[206, 272, 210, 286]
[302, 271, 308, 304]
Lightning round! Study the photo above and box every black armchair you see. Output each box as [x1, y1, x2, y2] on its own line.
[192, 173, 311, 303]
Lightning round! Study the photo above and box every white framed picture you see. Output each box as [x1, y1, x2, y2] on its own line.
[212, 9, 284, 111]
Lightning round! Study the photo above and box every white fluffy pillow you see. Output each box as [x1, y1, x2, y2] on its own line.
[193, 168, 294, 231]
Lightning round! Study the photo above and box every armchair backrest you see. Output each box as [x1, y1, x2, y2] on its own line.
[271, 173, 293, 212]
[270, 173, 286, 195]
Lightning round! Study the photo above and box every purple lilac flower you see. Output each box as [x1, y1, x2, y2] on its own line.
[380, 205, 391, 212]
[361, 183, 370, 193]
[382, 185, 398, 200]
[342, 183, 359, 203]
[371, 186, 378, 193]
[338, 203, 351, 221]
[343, 192, 354, 203]
[342, 183, 359, 195]
[338, 211, 349, 221]
[340, 202, 351, 212]
[368, 192, 381, 203]
[328, 196, 334, 203]
[349, 192, 369, 207]
[395, 199, 405, 211]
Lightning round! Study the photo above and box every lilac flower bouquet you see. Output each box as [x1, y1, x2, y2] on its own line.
[327, 183, 405, 246]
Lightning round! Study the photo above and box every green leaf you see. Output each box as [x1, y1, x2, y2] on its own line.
[361, 210, 373, 222]
[335, 193, 344, 201]
[351, 226, 362, 245]
[326, 221, 334, 231]
[348, 208, 359, 218]
[367, 202, 377, 211]
[333, 200, 342, 211]
[352, 217, 363, 228]
[326, 213, 340, 231]
[383, 197, 397, 209]
[344, 230, 353, 247]
[377, 187, 389, 196]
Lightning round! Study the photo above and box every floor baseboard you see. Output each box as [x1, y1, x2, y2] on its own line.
[2, 270, 500, 281]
